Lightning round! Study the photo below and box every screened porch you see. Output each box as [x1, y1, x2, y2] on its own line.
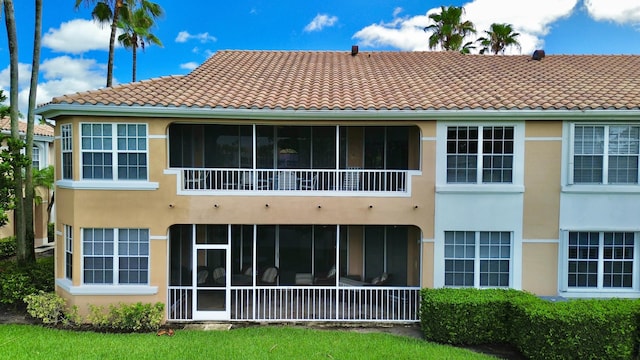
[168, 124, 420, 194]
[167, 224, 421, 322]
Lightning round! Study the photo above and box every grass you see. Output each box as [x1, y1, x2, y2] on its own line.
[0, 324, 494, 359]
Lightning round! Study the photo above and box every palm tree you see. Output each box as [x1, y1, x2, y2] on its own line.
[424, 6, 476, 52]
[477, 23, 521, 55]
[75, 0, 163, 87]
[3, 0, 29, 265]
[117, 2, 163, 82]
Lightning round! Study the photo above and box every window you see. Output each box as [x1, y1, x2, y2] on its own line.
[61, 124, 73, 179]
[32, 146, 40, 170]
[83, 228, 149, 285]
[65, 225, 72, 280]
[446, 126, 514, 183]
[572, 125, 640, 184]
[444, 231, 511, 287]
[81, 123, 147, 180]
[567, 231, 635, 289]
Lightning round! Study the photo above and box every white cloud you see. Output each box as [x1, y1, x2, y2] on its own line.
[180, 62, 199, 71]
[584, 0, 640, 24]
[304, 14, 338, 32]
[0, 56, 106, 116]
[353, 0, 580, 54]
[175, 31, 217, 43]
[42, 18, 116, 54]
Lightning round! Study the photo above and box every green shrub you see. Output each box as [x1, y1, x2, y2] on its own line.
[512, 298, 640, 360]
[420, 288, 539, 345]
[88, 302, 165, 332]
[0, 236, 16, 258]
[421, 289, 640, 359]
[0, 257, 54, 307]
[24, 291, 80, 326]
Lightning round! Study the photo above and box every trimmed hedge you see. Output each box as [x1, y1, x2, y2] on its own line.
[420, 288, 538, 345]
[420, 288, 640, 359]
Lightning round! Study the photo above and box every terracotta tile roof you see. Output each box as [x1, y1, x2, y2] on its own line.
[47, 50, 640, 111]
[0, 117, 54, 137]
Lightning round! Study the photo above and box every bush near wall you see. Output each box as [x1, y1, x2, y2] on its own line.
[0, 256, 54, 307]
[0, 236, 16, 259]
[512, 298, 640, 360]
[420, 288, 640, 360]
[420, 288, 539, 345]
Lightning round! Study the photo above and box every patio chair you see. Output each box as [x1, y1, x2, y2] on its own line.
[212, 267, 226, 285]
[197, 267, 209, 285]
[259, 266, 279, 285]
[314, 265, 336, 285]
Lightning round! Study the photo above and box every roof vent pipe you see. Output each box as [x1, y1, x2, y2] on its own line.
[532, 49, 545, 61]
[351, 45, 359, 56]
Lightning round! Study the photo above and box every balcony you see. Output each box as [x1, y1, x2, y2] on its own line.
[180, 168, 413, 194]
[169, 124, 420, 195]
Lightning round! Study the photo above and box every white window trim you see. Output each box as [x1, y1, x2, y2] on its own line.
[56, 179, 159, 190]
[61, 123, 73, 180]
[435, 121, 525, 191]
[81, 227, 150, 286]
[56, 278, 158, 295]
[442, 231, 514, 289]
[79, 122, 149, 181]
[567, 123, 640, 186]
[559, 230, 640, 297]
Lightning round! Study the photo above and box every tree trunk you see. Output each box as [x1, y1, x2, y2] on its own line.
[132, 37, 137, 82]
[23, 0, 43, 264]
[3, 0, 26, 265]
[107, 0, 123, 87]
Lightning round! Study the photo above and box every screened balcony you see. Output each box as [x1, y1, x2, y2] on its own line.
[168, 125, 420, 194]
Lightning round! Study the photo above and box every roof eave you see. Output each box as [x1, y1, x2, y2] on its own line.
[35, 103, 640, 121]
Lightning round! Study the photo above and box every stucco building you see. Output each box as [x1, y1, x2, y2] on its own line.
[36, 49, 640, 322]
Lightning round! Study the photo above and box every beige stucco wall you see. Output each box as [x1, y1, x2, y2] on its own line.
[521, 242, 558, 296]
[523, 120, 562, 240]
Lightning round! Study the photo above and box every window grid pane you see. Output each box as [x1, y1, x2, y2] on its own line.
[445, 231, 511, 288]
[61, 124, 73, 180]
[479, 232, 511, 287]
[117, 124, 147, 180]
[82, 228, 114, 284]
[65, 225, 73, 280]
[482, 127, 514, 183]
[117, 229, 150, 284]
[567, 231, 635, 289]
[446, 127, 478, 183]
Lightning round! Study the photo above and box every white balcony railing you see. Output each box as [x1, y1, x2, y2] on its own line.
[168, 286, 420, 322]
[180, 168, 410, 193]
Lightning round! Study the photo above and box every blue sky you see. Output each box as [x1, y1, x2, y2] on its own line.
[1, 0, 640, 115]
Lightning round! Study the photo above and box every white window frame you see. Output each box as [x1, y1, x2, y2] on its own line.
[81, 227, 150, 286]
[443, 231, 512, 289]
[568, 124, 640, 185]
[64, 224, 72, 280]
[435, 121, 525, 192]
[61, 124, 73, 180]
[31, 145, 41, 170]
[561, 231, 639, 293]
[80, 123, 148, 181]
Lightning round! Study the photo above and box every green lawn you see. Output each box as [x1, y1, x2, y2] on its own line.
[0, 324, 494, 359]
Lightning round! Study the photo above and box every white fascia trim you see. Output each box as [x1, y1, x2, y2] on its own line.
[56, 278, 158, 295]
[562, 185, 640, 194]
[436, 184, 525, 193]
[56, 179, 159, 190]
[35, 104, 640, 121]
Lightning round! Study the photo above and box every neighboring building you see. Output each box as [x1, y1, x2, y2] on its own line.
[36, 50, 640, 323]
[0, 118, 55, 247]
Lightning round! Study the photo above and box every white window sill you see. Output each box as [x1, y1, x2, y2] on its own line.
[562, 184, 640, 194]
[559, 289, 640, 299]
[56, 180, 159, 191]
[56, 278, 158, 295]
[436, 184, 524, 194]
